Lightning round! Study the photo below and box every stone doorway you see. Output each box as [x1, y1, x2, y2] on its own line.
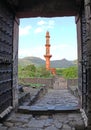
[0, 0, 91, 129]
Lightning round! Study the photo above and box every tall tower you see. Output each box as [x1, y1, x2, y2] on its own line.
[44, 31, 52, 70]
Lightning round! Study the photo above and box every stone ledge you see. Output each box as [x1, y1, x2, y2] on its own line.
[18, 105, 80, 115]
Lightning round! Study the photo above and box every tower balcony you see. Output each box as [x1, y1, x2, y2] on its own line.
[44, 54, 52, 58]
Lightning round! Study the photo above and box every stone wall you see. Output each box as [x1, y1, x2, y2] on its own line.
[53, 77, 67, 89]
[19, 77, 79, 90]
[19, 77, 55, 88]
[0, 1, 15, 115]
[67, 79, 78, 87]
[84, 0, 91, 128]
[67, 79, 79, 98]
[12, 17, 19, 108]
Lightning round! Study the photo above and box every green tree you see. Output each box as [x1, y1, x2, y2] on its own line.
[61, 66, 78, 79]
[37, 66, 52, 78]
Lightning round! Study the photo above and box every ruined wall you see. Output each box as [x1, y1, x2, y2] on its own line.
[19, 78, 77, 90]
[67, 79, 78, 87]
[19, 78, 54, 88]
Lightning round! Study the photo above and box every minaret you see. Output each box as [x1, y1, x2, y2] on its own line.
[44, 31, 52, 70]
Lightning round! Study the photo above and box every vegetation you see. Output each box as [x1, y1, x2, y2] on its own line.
[18, 64, 78, 88]
[18, 64, 78, 79]
[18, 64, 53, 78]
[56, 66, 78, 79]
[19, 82, 44, 88]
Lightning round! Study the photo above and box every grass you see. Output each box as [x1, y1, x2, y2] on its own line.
[19, 81, 45, 88]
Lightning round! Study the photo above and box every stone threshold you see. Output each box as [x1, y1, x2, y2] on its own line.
[18, 105, 80, 115]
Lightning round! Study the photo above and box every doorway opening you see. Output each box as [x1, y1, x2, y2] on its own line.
[18, 16, 79, 110]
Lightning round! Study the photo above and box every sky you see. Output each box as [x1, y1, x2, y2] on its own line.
[19, 17, 77, 61]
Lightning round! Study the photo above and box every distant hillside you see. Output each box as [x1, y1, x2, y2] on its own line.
[51, 58, 75, 68]
[18, 57, 45, 66]
[18, 56, 77, 68]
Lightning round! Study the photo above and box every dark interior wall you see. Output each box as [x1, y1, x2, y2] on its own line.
[76, 1, 91, 128]
[16, 0, 81, 17]
[0, 1, 14, 115]
[12, 17, 19, 108]
[84, 0, 91, 128]
[75, 15, 82, 103]
[80, 2, 88, 114]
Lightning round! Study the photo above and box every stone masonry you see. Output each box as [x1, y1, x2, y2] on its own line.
[0, 112, 85, 130]
[0, 88, 85, 130]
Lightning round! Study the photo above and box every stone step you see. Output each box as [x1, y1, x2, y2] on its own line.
[18, 105, 80, 116]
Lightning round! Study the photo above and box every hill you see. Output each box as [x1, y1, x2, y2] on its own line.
[51, 58, 75, 68]
[18, 56, 77, 68]
[18, 57, 45, 66]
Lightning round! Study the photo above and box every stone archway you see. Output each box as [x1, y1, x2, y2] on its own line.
[0, 0, 91, 129]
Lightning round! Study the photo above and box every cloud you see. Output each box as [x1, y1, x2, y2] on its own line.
[34, 20, 55, 34]
[48, 20, 55, 28]
[19, 25, 32, 36]
[34, 27, 43, 33]
[37, 20, 47, 25]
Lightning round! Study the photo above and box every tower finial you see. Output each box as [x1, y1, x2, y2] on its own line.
[46, 31, 49, 36]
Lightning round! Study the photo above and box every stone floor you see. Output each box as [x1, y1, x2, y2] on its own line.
[0, 89, 86, 130]
[1, 112, 85, 130]
[30, 89, 80, 110]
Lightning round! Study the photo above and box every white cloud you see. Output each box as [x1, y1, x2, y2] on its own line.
[34, 27, 43, 33]
[48, 20, 55, 28]
[35, 20, 55, 33]
[37, 20, 47, 25]
[19, 25, 32, 36]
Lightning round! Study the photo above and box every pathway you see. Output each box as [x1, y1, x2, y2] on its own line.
[28, 89, 80, 111]
[0, 88, 85, 130]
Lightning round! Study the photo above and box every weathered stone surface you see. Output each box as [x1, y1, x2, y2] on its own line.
[54, 119, 63, 129]
[44, 118, 53, 127]
[3, 122, 14, 127]
[1, 90, 85, 130]
[40, 115, 48, 119]
[6, 113, 32, 123]
[44, 125, 58, 130]
[69, 119, 85, 130]
[29, 89, 80, 112]
[8, 127, 36, 130]
[53, 114, 68, 122]
[27, 118, 45, 128]
[0, 127, 7, 130]
[62, 124, 71, 130]
[0, 124, 3, 127]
